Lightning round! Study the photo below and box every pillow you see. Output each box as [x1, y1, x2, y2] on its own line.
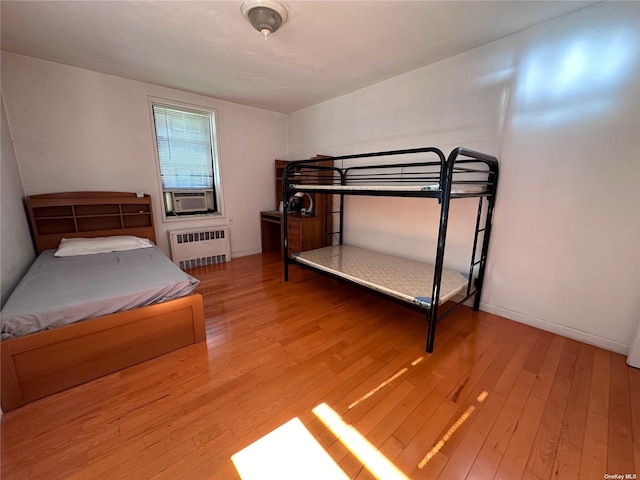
[54, 236, 153, 257]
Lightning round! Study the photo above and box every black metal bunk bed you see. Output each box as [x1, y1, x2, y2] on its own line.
[282, 147, 499, 353]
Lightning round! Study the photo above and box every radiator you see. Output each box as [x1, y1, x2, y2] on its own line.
[169, 227, 231, 270]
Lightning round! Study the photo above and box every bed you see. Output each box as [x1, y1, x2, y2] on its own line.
[282, 147, 499, 353]
[1, 192, 205, 412]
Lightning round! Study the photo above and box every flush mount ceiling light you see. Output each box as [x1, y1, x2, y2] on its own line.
[241, 0, 288, 40]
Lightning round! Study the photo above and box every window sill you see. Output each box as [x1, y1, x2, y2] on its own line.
[161, 212, 227, 224]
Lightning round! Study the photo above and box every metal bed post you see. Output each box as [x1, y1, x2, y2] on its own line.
[338, 165, 345, 245]
[425, 149, 456, 353]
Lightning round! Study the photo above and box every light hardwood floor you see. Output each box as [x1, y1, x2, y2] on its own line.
[1, 252, 639, 479]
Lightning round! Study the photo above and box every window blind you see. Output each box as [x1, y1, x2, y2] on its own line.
[153, 105, 215, 190]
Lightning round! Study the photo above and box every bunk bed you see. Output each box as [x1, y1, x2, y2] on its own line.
[282, 147, 499, 353]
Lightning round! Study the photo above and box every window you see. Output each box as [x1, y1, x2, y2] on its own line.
[151, 101, 222, 218]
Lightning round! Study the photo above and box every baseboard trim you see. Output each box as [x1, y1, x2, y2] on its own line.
[478, 302, 630, 356]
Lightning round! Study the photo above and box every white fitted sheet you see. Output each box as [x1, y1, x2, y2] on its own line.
[1, 246, 199, 339]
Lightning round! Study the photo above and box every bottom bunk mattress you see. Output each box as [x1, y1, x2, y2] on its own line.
[1, 245, 199, 339]
[292, 245, 469, 309]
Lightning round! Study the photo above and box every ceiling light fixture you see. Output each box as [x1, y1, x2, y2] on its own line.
[241, 0, 288, 40]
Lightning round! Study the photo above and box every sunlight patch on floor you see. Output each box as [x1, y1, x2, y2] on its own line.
[313, 402, 409, 480]
[348, 367, 408, 410]
[348, 356, 424, 410]
[419, 390, 489, 468]
[231, 417, 349, 480]
[411, 356, 425, 366]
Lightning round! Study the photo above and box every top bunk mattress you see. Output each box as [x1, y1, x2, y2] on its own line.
[1, 246, 199, 339]
[291, 245, 469, 309]
[289, 183, 486, 194]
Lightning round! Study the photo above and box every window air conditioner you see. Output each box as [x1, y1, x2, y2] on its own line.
[172, 191, 208, 213]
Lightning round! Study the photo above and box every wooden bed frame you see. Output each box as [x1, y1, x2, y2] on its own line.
[1, 192, 206, 412]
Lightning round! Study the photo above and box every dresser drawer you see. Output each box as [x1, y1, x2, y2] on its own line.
[287, 219, 302, 254]
[287, 231, 301, 253]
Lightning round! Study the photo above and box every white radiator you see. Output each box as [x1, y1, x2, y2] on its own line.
[169, 227, 231, 270]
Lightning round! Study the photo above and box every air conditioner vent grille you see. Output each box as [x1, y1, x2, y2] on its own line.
[172, 190, 208, 213]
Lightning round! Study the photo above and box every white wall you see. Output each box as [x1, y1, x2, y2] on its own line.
[1, 53, 288, 257]
[1, 96, 35, 306]
[288, 2, 640, 354]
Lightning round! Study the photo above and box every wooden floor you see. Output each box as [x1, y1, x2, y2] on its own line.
[1, 252, 639, 479]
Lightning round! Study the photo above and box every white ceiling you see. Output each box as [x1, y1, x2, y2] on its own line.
[1, 1, 595, 113]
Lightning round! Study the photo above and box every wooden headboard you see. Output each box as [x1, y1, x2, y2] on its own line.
[26, 192, 157, 254]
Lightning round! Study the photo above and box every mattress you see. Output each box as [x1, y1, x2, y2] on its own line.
[292, 245, 469, 309]
[290, 183, 486, 194]
[1, 246, 199, 339]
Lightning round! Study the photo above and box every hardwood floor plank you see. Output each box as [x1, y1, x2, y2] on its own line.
[1, 358, 186, 455]
[206, 463, 240, 480]
[628, 365, 640, 452]
[366, 371, 444, 452]
[412, 450, 448, 479]
[530, 334, 566, 402]
[559, 343, 594, 450]
[493, 327, 540, 398]
[306, 348, 409, 451]
[255, 355, 375, 436]
[551, 438, 581, 480]
[352, 380, 416, 438]
[352, 466, 378, 480]
[165, 429, 240, 480]
[523, 330, 554, 374]
[579, 409, 608, 478]
[494, 394, 547, 480]
[589, 348, 611, 412]
[341, 455, 369, 480]
[389, 362, 464, 450]
[3, 369, 191, 478]
[440, 313, 517, 407]
[465, 369, 536, 480]
[526, 339, 580, 479]
[114, 437, 199, 480]
[437, 321, 532, 458]
[608, 353, 636, 473]
[336, 353, 421, 421]
[435, 390, 505, 479]
[63, 435, 147, 480]
[393, 400, 460, 474]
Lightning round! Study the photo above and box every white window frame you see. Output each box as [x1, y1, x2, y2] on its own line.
[148, 97, 225, 222]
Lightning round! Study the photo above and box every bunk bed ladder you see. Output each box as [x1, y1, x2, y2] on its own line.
[472, 192, 496, 310]
[465, 194, 496, 310]
[467, 197, 485, 297]
[324, 195, 344, 246]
